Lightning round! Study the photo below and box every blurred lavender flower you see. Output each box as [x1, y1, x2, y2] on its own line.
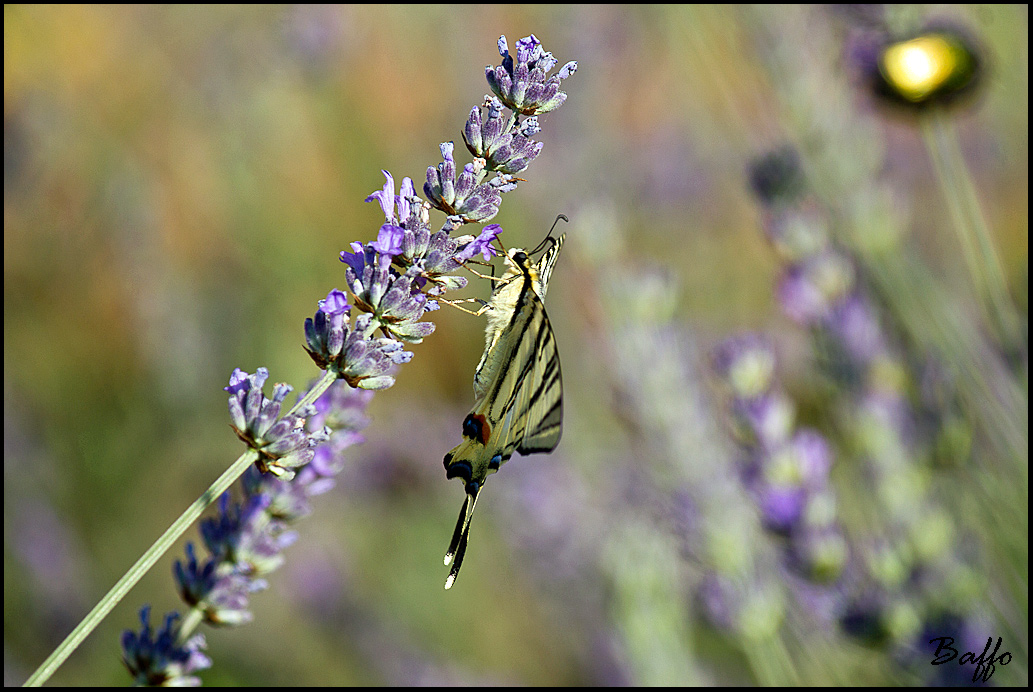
[174, 541, 267, 627]
[121, 606, 211, 686]
[200, 492, 294, 576]
[748, 145, 806, 208]
[575, 214, 787, 672]
[715, 335, 848, 582]
[747, 146, 987, 672]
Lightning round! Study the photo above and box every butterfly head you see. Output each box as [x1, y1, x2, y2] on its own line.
[508, 248, 529, 264]
[500, 247, 532, 278]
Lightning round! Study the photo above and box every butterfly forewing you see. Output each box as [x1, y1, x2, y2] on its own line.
[483, 289, 561, 456]
[532, 235, 563, 300]
[514, 301, 562, 454]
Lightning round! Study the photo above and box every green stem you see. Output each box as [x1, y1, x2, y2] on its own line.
[23, 449, 259, 687]
[920, 110, 1022, 352]
[286, 369, 338, 418]
[175, 608, 205, 648]
[743, 635, 795, 686]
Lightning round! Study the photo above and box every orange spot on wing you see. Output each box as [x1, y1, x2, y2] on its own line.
[471, 413, 491, 444]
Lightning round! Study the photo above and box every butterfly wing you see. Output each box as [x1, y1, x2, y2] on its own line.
[473, 233, 564, 400]
[487, 288, 562, 456]
[532, 233, 564, 300]
[441, 233, 565, 589]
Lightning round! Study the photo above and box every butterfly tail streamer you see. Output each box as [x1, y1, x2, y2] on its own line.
[444, 495, 470, 566]
[444, 490, 480, 590]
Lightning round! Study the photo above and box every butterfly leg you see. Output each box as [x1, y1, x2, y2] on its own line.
[463, 266, 503, 283]
[439, 297, 491, 316]
[463, 261, 513, 286]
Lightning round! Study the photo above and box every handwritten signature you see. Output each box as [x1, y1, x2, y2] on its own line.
[929, 636, 1012, 683]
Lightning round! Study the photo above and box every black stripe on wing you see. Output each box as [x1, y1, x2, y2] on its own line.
[485, 290, 563, 457]
[516, 307, 563, 454]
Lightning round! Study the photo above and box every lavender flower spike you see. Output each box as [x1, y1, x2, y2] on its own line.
[107, 31, 578, 688]
[715, 335, 848, 581]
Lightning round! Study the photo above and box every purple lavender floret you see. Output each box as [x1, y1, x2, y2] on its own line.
[758, 485, 808, 532]
[463, 97, 510, 158]
[364, 173, 466, 287]
[365, 169, 414, 228]
[453, 223, 503, 263]
[200, 492, 296, 575]
[121, 606, 211, 686]
[716, 335, 848, 580]
[463, 97, 544, 174]
[307, 286, 421, 385]
[304, 289, 351, 364]
[370, 223, 406, 256]
[486, 34, 577, 116]
[424, 142, 502, 222]
[174, 542, 267, 627]
[225, 368, 330, 480]
[338, 243, 437, 342]
[340, 244, 395, 313]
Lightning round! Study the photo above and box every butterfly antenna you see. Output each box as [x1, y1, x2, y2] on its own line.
[551, 213, 569, 235]
[530, 215, 569, 255]
[444, 489, 480, 590]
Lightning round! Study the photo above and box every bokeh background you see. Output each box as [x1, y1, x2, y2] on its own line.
[4, 5, 1027, 686]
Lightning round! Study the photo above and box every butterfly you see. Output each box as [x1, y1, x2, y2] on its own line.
[441, 230, 565, 589]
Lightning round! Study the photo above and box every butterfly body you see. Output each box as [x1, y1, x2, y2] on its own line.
[442, 234, 565, 589]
